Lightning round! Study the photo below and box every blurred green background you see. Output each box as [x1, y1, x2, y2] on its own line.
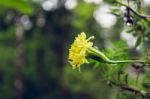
[0, 0, 150, 99]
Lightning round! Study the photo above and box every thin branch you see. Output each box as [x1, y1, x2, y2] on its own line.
[111, 81, 150, 98]
[115, 1, 150, 19]
[15, 14, 24, 99]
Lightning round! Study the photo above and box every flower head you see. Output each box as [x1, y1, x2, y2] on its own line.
[69, 32, 94, 70]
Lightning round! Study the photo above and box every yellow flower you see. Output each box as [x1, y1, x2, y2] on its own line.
[69, 32, 146, 70]
[69, 32, 94, 70]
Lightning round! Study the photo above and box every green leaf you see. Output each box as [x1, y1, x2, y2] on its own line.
[126, 28, 135, 33]
[106, 40, 128, 60]
[142, 76, 150, 89]
[0, 0, 33, 14]
[135, 36, 142, 47]
[110, 7, 120, 16]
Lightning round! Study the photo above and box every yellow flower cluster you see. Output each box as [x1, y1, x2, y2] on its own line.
[69, 32, 94, 70]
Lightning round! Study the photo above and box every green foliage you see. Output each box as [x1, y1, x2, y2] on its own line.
[0, 27, 16, 99]
[106, 40, 129, 60]
[72, 2, 96, 29]
[92, 40, 129, 83]
[142, 76, 150, 91]
[90, 38, 150, 98]
[117, 91, 140, 99]
[75, 2, 95, 19]
[126, 18, 150, 47]
[0, 0, 33, 14]
[110, 0, 150, 47]
[62, 66, 113, 99]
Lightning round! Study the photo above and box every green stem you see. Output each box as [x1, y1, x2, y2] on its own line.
[88, 47, 146, 64]
[108, 59, 145, 64]
[88, 47, 111, 62]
